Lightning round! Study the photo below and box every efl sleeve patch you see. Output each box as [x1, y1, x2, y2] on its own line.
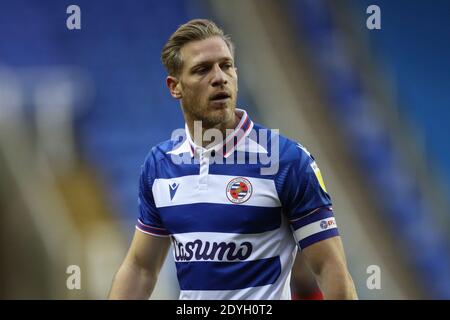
[310, 161, 327, 193]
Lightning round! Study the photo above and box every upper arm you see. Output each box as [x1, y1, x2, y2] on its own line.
[279, 143, 338, 250]
[125, 229, 171, 275]
[131, 150, 171, 273]
[302, 235, 348, 276]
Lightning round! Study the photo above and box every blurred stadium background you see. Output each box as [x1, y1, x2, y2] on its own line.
[0, 0, 449, 299]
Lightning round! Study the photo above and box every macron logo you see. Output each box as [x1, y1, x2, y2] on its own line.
[169, 182, 179, 201]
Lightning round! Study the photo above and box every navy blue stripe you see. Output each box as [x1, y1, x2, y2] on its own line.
[299, 228, 339, 250]
[159, 203, 281, 234]
[209, 163, 277, 179]
[176, 257, 281, 290]
[157, 158, 277, 179]
[155, 164, 277, 180]
[158, 160, 200, 178]
[291, 207, 333, 230]
[156, 153, 278, 180]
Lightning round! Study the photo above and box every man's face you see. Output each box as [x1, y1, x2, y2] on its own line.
[174, 36, 238, 128]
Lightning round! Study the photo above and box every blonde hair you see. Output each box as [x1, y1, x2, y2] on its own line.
[161, 19, 234, 77]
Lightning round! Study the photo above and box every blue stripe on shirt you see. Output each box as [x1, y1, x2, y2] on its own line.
[159, 203, 282, 234]
[175, 256, 281, 290]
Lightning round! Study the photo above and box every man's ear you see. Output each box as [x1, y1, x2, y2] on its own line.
[167, 76, 182, 99]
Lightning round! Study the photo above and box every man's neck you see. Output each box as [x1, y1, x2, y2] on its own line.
[186, 113, 240, 149]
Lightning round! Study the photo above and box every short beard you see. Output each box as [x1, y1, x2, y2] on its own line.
[182, 96, 235, 129]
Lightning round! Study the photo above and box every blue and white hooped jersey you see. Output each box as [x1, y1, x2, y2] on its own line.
[136, 109, 339, 300]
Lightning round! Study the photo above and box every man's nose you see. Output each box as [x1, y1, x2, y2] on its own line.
[211, 64, 227, 87]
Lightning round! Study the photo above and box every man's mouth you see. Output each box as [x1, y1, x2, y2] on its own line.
[210, 91, 231, 102]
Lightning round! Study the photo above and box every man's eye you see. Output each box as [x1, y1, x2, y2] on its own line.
[222, 63, 232, 70]
[195, 68, 207, 74]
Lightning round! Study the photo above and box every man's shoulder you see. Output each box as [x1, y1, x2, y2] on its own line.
[143, 135, 185, 165]
[252, 122, 313, 164]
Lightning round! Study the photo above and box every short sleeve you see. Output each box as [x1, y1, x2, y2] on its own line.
[278, 144, 339, 249]
[136, 152, 170, 237]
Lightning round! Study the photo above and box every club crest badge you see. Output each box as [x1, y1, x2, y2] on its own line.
[226, 177, 253, 204]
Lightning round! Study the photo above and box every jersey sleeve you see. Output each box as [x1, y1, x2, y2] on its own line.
[136, 151, 170, 237]
[278, 144, 339, 250]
